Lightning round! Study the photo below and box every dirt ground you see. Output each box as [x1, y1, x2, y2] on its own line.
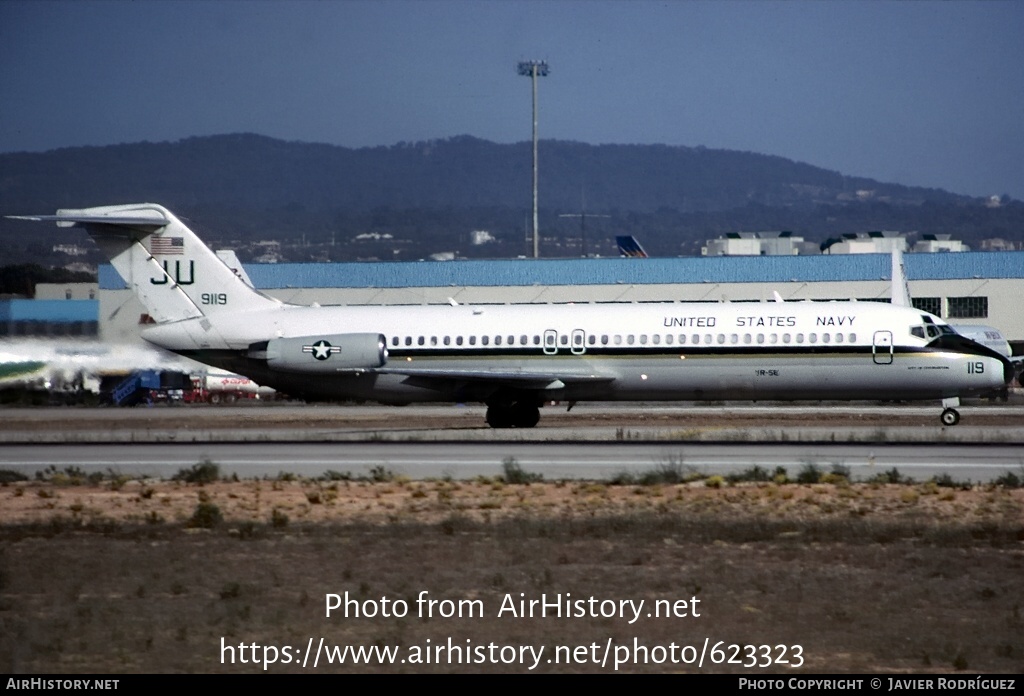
[1, 473, 1022, 674]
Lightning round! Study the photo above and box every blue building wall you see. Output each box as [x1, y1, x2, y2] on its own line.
[0, 300, 98, 322]
[0, 299, 99, 337]
[98, 252, 1024, 291]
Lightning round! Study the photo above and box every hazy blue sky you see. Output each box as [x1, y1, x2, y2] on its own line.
[2, 0, 1022, 198]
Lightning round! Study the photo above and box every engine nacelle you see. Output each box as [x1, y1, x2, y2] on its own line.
[260, 333, 387, 373]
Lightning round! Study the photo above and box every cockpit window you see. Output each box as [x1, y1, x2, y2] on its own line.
[911, 327, 925, 339]
[927, 326, 940, 338]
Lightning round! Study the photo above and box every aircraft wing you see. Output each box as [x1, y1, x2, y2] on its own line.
[374, 366, 615, 391]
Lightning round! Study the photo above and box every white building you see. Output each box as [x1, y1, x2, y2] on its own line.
[702, 232, 806, 256]
[912, 234, 969, 253]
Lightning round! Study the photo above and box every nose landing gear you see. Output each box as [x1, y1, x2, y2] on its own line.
[940, 397, 960, 426]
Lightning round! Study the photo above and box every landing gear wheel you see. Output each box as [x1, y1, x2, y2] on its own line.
[510, 402, 540, 428]
[940, 408, 960, 426]
[486, 405, 513, 428]
[486, 402, 540, 428]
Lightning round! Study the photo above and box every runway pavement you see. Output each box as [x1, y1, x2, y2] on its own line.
[2, 441, 1021, 483]
[1, 400, 1022, 443]
[1, 401, 1022, 482]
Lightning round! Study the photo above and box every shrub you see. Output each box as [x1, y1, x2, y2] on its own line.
[0, 470, 29, 484]
[173, 459, 220, 485]
[369, 465, 395, 483]
[993, 470, 1021, 489]
[188, 502, 223, 528]
[796, 463, 822, 484]
[868, 467, 909, 485]
[271, 508, 289, 528]
[726, 465, 772, 483]
[501, 457, 543, 484]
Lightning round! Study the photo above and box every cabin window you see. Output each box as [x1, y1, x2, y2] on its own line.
[835, 333, 843, 343]
[626, 335, 635, 345]
[405, 336, 412, 346]
[508, 335, 514, 345]
[456, 336, 464, 346]
[652, 334, 660, 345]
[769, 333, 778, 344]
[716, 334, 726, 345]
[809, 333, 817, 344]
[730, 334, 739, 345]
[601, 335, 609, 345]
[703, 334, 712, 345]
[614, 335, 622, 345]
[520, 335, 528, 345]
[795, 333, 804, 344]
[418, 336, 425, 346]
[639, 334, 648, 345]
[665, 334, 673, 345]
[559, 335, 568, 346]
[782, 334, 791, 344]
[392, 336, 400, 347]
[822, 333, 831, 344]
[757, 333, 765, 344]
[678, 334, 687, 345]
[743, 334, 752, 345]
[494, 335, 502, 346]
[588, 335, 596, 345]
[444, 336, 451, 346]
[469, 336, 477, 346]
[481, 336, 489, 346]
[532, 335, 540, 345]
[430, 336, 438, 346]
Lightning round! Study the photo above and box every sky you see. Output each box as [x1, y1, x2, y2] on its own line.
[1, 0, 1022, 199]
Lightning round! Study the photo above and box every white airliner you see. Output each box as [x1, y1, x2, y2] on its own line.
[8, 204, 1014, 427]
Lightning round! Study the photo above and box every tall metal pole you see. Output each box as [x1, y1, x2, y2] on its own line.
[518, 61, 548, 258]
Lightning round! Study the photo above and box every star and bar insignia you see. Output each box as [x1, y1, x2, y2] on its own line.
[302, 340, 341, 361]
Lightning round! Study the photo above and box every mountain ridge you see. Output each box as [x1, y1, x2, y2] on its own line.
[1, 133, 1019, 263]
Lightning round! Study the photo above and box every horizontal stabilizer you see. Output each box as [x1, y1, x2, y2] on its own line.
[7, 209, 170, 230]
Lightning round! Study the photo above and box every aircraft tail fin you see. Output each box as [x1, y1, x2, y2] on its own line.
[616, 235, 649, 258]
[890, 248, 912, 308]
[9, 203, 279, 323]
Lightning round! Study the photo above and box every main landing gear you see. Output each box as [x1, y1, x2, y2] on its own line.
[485, 401, 540, 428]
[940, 397, 960, 426]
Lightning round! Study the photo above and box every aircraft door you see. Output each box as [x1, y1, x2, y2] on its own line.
[570, 329, 586, 355]
[543, 329, 558, 355]
[872, 330, 893, 365]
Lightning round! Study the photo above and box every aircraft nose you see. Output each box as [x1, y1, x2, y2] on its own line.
[1002, 357, 1016, 386]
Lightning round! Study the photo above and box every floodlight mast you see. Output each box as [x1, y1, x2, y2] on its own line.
[517, 60, 549, 258]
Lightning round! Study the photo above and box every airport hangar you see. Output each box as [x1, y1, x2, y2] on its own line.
[97, 251, 1024, 358]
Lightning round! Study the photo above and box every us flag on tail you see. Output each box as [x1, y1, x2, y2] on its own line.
[151, 236, 184, 255]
